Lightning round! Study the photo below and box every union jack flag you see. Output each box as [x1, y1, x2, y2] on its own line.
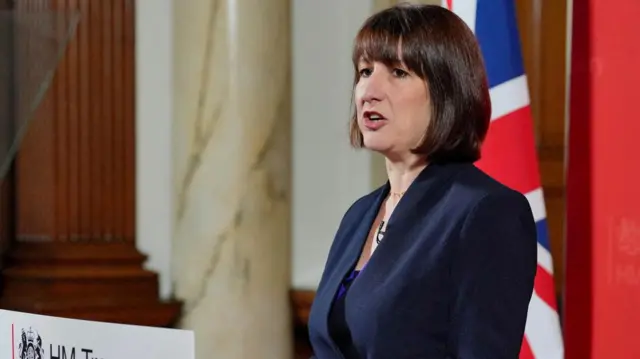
[442, 1, 564, 358]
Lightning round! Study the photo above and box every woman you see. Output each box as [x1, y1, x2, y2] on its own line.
[307, 4, 537, 359]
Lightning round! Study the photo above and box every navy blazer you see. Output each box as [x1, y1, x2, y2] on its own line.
[308, 162, 537, 359]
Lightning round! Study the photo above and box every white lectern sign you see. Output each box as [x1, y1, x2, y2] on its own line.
[0, 310, 194, 359]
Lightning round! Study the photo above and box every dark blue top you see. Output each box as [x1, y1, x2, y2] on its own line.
[308, 162, 537, 359]
[329, 269, 361, 357]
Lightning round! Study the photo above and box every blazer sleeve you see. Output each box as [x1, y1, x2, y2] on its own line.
[448, 192, 538, 359]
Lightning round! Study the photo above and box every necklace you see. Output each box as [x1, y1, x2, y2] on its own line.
[375, 220, 386, 244]
[373, 191, 403, 250]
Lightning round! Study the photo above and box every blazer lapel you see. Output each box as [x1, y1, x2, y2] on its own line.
[386, 162, 458, 230]
[316, 184, 389, 353]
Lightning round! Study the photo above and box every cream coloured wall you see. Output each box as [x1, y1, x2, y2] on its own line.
[135, 0, 174, 299]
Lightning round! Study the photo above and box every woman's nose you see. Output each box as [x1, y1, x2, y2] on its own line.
[361, 71, 386, 103]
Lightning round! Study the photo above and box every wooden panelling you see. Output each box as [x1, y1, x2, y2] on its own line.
[0, 0, 16, 264]
[0, 0, 180, 327]
[515, 0, 568, 296]
[292, 290, 315, 358]
[13, 0, 135, 243]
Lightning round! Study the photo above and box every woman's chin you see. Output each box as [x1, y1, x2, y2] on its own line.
[363, 138, 392, 154]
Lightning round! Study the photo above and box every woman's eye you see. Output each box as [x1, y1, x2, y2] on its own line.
[392, 68, 408, 78]
[359, 68, 372, 77]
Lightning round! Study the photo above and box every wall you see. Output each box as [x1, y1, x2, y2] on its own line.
[135, 0, 174, 299]
[134, 0, 385, 296]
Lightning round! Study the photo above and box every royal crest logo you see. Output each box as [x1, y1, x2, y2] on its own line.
[16, 327, 45, 359]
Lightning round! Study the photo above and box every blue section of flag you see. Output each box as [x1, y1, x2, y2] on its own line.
[475, 0, 525, 88]
[535, 219, 550, 251]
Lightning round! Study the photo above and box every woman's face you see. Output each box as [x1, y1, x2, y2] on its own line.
[354, 57, 431, 158]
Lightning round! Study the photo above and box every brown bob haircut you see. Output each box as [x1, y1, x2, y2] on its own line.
[349, 4, 491, 163]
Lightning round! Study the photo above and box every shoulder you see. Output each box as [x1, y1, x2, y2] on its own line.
[450, 164, 537, 254]
[447, 163, 534, 220]
[433, 163, 536, 249]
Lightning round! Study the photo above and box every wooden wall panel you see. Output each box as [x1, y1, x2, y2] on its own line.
[0, 0, 16, 262]
[14, 0, 135, 243]
[0, 0, 180, 327]
[515, 0, 568, 298]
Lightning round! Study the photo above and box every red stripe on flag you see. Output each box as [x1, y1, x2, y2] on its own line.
[519, 337, 535, 359]
[475, 106, 541, 194]
[535, 264, 558, 311]
[518, 337, 536, 359]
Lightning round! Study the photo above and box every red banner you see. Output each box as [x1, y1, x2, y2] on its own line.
[565, 0, 640, 358]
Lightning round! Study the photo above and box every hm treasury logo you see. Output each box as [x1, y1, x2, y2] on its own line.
[13, 325, 104, 359]
[16, 327, 44, 359]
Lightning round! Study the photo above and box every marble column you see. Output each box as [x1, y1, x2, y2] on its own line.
[172, 1, 292, 358]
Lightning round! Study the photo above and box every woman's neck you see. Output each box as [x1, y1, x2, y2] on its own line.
[385, 154, 428, 196]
